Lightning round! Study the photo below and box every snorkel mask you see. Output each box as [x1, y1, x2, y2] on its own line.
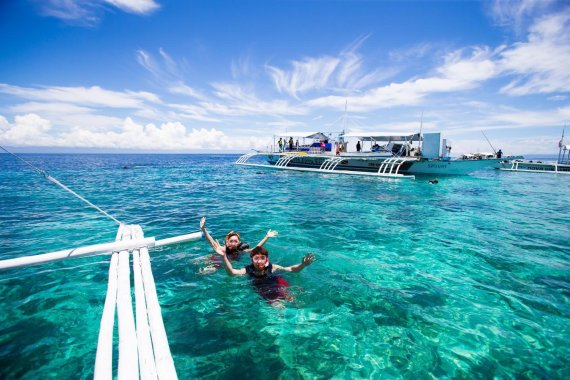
[256, 258, 269, 271]
[250, 246, 270, 271]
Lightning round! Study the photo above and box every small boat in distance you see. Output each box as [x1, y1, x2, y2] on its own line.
[498, 130, 570, 174]
[237, 131, 511, 178]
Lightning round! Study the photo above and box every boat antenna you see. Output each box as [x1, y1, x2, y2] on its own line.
[481, 130, 497, 155]
[418, 112, 424, 156]
[343, 98, 348, 132]
[557, 125, 565, 164]
[0, 145, 124, 225]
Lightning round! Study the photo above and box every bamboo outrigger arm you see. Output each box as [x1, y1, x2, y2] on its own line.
[0, 230, 204, 270]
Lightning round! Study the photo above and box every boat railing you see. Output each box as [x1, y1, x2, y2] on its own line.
[236, 153, 256, 164]
[275, 154, 298, 167]
[319, 157, 344, 171]
[378, 157, 416, 175]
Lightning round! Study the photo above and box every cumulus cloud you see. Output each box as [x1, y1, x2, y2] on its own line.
[0, 114, 54, 146]
[0, 114, 269, 151]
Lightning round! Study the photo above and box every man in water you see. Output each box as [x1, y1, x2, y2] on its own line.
[200, 216, 277, 260]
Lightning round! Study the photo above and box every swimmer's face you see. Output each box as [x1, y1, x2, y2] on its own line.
[251, 254, 268, 270]
[226, 235, 240, 249]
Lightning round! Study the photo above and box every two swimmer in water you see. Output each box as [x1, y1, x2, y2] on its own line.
[200, 217, 315, 302]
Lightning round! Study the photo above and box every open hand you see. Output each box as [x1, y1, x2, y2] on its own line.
[266, 229, 278, 238]
[212, 239, 226, 256]
[301, 253, 315, 267]
[200, 216, 206, 231]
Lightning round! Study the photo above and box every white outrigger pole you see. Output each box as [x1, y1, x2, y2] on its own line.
[0, 147, 204, 379]
[0, 226, 203, 380]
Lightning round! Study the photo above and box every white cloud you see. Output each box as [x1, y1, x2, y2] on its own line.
[307, 46, 498, 111]
[9, 102, 93, 115]
[389, 43, 433, 62]
[0, 83, 161, 109]
[206, 82, 307, 116]
[103, 0, 159, 14]
[8, 102, 123, 131]
[266, 36, 392, 99]
[499, 11, 570, 95]
[0, 114, 54, 146]
[231, 54, 254, 80]
[137, 50, 162, 79]
[38, 0, 101, 25]
[489, 0, 558, 31]
[168, 104, 220, 122]
[267, 56, 340, 98]
[168, 83, 206, 100]
[137, 48, 184, 82]
[0, 114, 269, 151]
[137, 49, 206, 100]
[37, 0, 158, 25]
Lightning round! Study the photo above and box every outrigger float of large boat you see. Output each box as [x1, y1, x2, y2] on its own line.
[236, 131, 510, 179]
[498, 131, 570, 174]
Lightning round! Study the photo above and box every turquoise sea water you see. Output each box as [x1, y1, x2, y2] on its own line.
[0, 153, 569, 379]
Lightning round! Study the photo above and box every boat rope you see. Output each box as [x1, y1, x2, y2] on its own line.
[0, 145, 124, 225]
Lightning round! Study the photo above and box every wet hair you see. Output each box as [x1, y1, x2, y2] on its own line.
[225, 231, 240, 241]
[250, 246, 269, 258]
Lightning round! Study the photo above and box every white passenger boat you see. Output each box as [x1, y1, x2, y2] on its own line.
[237, 131, 506, 178]
[498, 132, 570, 174]
[499, 144, 570, 174]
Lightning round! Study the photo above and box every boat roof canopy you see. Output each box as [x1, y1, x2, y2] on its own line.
[276, 132, 329, 139]
[343, 132, 421, 142]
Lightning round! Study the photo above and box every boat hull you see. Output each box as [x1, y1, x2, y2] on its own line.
[407, 159, 502, 175]
[498, 161, 570, 174]
[266, 154, 500, 175]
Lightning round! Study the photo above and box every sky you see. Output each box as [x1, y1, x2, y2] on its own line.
[0, 0, 569, 155]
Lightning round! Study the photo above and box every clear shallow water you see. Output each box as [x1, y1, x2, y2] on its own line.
[0, 154, 569, 379]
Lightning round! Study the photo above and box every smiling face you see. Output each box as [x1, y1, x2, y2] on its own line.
[225, 232, 240, 251]
[251, 253, 268, 270]
[250, 246, 269, 271]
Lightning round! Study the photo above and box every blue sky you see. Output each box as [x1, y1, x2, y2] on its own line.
[0, 0, 569, 154]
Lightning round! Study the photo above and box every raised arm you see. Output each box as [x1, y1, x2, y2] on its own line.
[273, 254, 315, 273]
[200, 217, 219, 250]
[213, 239, 246, 276]
[255, 229, 278, 248]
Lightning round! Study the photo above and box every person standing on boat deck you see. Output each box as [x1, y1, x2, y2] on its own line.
[289, 137, 294, 151]
[200, 217, 278, 260]
[356, 141, 361, 152]
[497, 149, 503, 159]
[278, 138, 283, 152]
[295, 139, 299, 150]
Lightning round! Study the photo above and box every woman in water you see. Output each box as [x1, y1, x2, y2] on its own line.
[200, 216, 277, 260]
[212, 241, 315, 302]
